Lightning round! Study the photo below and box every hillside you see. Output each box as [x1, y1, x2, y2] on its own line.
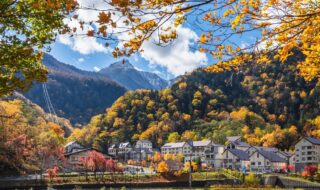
[0, 94, 72, 174]
[70, 53, 320, 152]
[99, 60, 168, 90]
[24, 54, 127, 126]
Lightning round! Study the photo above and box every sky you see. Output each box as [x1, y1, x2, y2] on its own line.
[49, 0, 260, 80]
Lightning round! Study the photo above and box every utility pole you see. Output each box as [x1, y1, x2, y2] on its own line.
[188, 140, 194, 188]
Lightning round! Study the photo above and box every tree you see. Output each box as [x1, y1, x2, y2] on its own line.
[0, 0, 77, 96]
[80, 150, 107, 180]
[167, 132, 180, 143]
[157, 161, 169, 173]
[47, 166, 59, 182]
[67, 0, 319, 81]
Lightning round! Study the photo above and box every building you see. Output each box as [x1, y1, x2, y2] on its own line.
[294, 136, 320, 172]
[226, 136, 250, 151]
[161, 142, 192, 156]
[64, 148, 112, 171]
[129, 148, 154, 161]
[135, 140, 152, 149]
[222, 149, 250, 170]
[246, 146, 278, 156]
[64, 141, 86, 154]
[161, 140, 225, 167]
[108, 142, 132, 160]
[249, 149, 287, 172]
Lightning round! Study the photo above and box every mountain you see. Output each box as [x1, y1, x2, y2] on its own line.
[24, 54, 127, 126]
[98, 60, 168, 90]
[70, 52, 320, 151]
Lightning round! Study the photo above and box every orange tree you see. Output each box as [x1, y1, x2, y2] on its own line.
[0, 0, 77, 96]
[69, 0, 319, 81]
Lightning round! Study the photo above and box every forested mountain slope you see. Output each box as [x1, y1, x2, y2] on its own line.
[70, 54, 320, 151]
[24, 54, 127, 126]
[0, 94, 72, 175]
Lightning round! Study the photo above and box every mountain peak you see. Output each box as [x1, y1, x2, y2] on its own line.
[108, 59, 134, 69]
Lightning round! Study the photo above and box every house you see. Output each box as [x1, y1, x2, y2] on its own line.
[276, 150, 292, 163]
[135, 140, 152, 149]
[64, 141, 86, 154]
[108, 142, 132, 160]
[226, 136, 250, 151]
[64, 148, 112, 171]
[161, 142, 192, 156]
[187, 140, 214, 164]
[249, 149, 287, 172]
[222, 149, 250, 170]
[246, 146, 278, 156]
[294, 136, 320, 172]
[129, 148, 154, 161]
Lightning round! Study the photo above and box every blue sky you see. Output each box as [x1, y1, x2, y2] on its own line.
[49, 0, 261, 80]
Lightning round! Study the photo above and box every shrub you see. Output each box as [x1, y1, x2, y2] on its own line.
[244, 173, 260, 186]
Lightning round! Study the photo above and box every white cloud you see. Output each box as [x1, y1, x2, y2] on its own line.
[93, 66, 101, 72]
[58, 0, 207, 76]
[78, 58, 85, 62]
[140, 26, 207, 76]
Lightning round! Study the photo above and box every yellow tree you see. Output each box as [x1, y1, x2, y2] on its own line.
[68, 0, 319, 82]
[157, 161, 169, 173]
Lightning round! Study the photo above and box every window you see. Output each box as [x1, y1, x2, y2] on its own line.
[257, 153, 259, 158]
[251, 162, 256, 165]
[302, 158, 305, 161]
[258, 162, 261, 165]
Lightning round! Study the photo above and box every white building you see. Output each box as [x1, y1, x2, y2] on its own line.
[249, 149, 287, 172]
[294, 136, 320, 172]
[222, 149, 250, 170]
[108, 142, 132, 160]
[135, 140, 152, 149]
[161, 140, 224, 166]
[161, 142, 192, 156]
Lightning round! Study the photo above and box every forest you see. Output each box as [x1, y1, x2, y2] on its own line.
[0, 96, 73, 175]
[69, 52, 320, 152]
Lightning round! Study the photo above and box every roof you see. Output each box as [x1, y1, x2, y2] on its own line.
[162, 142, 186, 148]
[137, 140, 152, 144]
[255, 150, 286, 163]
[64, 141, 82, 147]
[304, 136, 320, 145]
[193, 140, 212, 147]
[119, 142, 131, 148]
[277, 151, 292, 158]
[227, 149, 249, 161]
[64, 148, 91, 156]
[227, 136, 241, 142]
[232, 141, 250, 147]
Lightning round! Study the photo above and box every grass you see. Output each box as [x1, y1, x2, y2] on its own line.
[192, 172, 227, 181]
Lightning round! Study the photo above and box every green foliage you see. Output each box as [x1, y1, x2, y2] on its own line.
[0, 0, 77, 97]
[78, 54, 319, 149]
[244, 173, 261, 186]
